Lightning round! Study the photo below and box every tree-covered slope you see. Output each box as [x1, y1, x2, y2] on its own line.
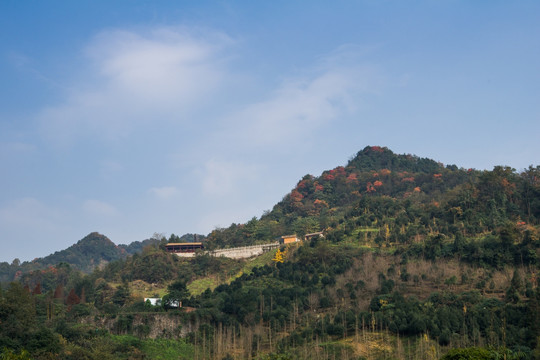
[0, 233, 167, 282]
[1, 146, 539, 359]
[207, 146, 540, 250]
[0, 233, 126, 281]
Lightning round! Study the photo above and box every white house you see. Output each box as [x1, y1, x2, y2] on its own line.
[144, 298, 162, 306]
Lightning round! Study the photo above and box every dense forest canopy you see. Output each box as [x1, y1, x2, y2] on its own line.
[207, 146, 540, 251]
[1, 146, 539, 359]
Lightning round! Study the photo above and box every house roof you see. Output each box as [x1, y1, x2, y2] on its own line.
[166, 242, 203, 246]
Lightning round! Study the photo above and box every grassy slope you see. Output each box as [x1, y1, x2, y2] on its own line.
[187, 249, 279, 296]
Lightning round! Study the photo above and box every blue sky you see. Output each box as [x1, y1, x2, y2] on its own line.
[1, 1, 539, 263]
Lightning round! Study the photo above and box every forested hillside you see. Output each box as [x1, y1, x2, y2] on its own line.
[1, 146, 539, 360]
[208, 146, 540, 253]
[0, 233, 164, 282]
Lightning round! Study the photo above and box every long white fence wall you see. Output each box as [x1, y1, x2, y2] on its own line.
[174, 242, 280, 259]
[209, 242, 280, 259]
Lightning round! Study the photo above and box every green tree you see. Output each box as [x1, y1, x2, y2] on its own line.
[440, 347, 493, 360]
[112, 282, 131, 307]
[163, 280, 190, 308]
[0, 348, 31, 360]
[505, 269, 523, 303]
[0, 283, 36, 350]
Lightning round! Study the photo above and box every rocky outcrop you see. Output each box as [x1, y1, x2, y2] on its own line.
[81, 312, 198, 339]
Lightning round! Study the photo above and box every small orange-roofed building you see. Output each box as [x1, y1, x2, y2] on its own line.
[280, 235, 300, 244]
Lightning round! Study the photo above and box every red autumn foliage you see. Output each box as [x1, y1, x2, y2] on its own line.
[290, 190, 304, 202]
[373, 180, 383, 187]
[346, 173, 358, 183]
[501, 178, 516, 195]
[323, 174, 335, 181]
[397, 171, 410, 178]
[314, 199, 329, 207]
[32, 283, 42, 295]
[433, 173, 443, 179]
[66, 288, 81, 310]
[366, 182, 376, 193]
[370, 146, 384, 153]
[414, 187, 421, 192]
[315, 184, 324, 192]
[328, 166, 346, 176]
[54, 284, 64, 299]
[297, 180, 307, 189]
[402, 177, 415, 183]
[334, 166, 346, 176]
[42, 265, 58, 274]
[380, 169, 391, 176]
[372, 172, 379, 178]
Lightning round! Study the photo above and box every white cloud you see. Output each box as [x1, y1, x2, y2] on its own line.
[201, 159, 259, 197]
[220, 51, 383, 148]
[149, 186, 179, 200]
[38, 27, 232, 143]
[87, 28, 229, 108]
[16, 26, 387, 259]
[82, 199, 119, 217]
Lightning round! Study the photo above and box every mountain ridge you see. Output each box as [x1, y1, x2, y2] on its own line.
[2, 146, 538, 280]
[0, 232, 161, 281]
[1, 145, 539, 359]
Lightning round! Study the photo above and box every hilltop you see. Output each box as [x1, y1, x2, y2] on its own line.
[0, 233, 162, 282]
[208, 146, 539, 253]
[0, 231, 208, 283]
[1, 146, 539, 359]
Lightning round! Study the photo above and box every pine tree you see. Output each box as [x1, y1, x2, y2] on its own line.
[32, 283, 42, 295]
[53, 284, 63, 300]
[66, 288, 80, 310]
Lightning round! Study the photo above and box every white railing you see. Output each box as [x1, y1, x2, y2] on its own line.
[173, 242, 280, 259]
[209, 242, 280, 254]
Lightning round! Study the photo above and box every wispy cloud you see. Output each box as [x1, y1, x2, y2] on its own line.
[217, 49, 383, 149]
[7, 25, 386, 262]
[82, 199, 119, 217]
[149, 186, 179, 200]
[7, 51, 61, 87]
[201, 159, 260, 197]
[38, 27, 233, 143]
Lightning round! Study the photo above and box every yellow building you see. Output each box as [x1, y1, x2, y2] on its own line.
[280, 235, 300, 244]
